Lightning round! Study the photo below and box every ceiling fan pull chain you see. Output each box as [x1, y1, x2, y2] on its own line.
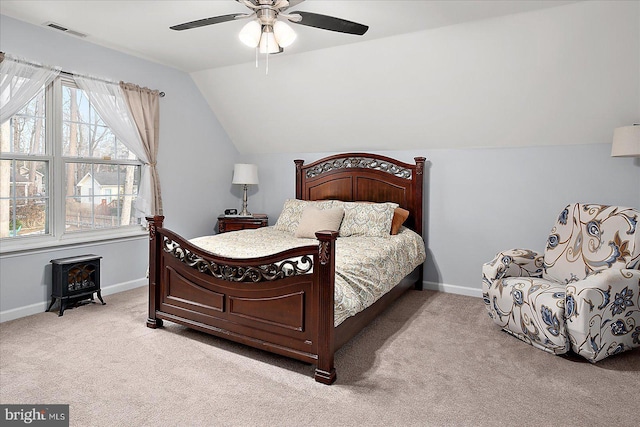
[265, 36, 270, 75]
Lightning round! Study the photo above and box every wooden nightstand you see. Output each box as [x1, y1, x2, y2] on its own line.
[217, 214, 268, 233]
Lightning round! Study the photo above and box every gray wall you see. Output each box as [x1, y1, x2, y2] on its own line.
[233, 0, 640, 295]
[242, 145, 639, 296]
[0, 15, 239, 321]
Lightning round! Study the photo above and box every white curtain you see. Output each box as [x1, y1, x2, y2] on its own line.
[0, 53, 60, 123]
[73, 76, 153, 219]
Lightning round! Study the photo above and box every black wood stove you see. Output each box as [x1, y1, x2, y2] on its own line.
[47, 254, 105, 316]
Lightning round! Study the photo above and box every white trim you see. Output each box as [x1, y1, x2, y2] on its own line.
[0, 229, 147, 257]
[423, 280, 482, 298]
[101, 277, 147, 296]
[0, 277, 146, 323]
[1, 279, 479, 323]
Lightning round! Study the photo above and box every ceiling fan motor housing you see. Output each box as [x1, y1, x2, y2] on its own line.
[257, 7, 278, 26]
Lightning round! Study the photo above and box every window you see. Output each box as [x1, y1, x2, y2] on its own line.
[0, 77, 142, 245]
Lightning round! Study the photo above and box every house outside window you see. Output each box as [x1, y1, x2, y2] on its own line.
[0, 76, 143, 246]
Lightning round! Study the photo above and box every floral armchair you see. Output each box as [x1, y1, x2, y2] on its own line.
[482, 203, 640, 362]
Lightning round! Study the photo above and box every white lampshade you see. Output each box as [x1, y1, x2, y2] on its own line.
[273, 20, 296, 48]
[232, 164, 259, 185]
[611, 125, 640, 157]
[239, 20, 261, 48]
[259, 26, 280, 54]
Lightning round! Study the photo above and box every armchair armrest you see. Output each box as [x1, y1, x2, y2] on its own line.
[565, 269, 640, 362]
[482, 248, 544, 285]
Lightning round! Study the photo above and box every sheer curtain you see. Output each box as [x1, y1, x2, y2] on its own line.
[74, 76, 159, 219]
[0, 53, 60, 123]
[73, 76, 153, 220]
[120, 82, 162, 216]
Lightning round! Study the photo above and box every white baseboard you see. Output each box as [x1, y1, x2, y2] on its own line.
[100, 278, 147, 297]
[2, 279, 478, 323]
[0, 278, 147, 323]
[423, 281, 482, 298]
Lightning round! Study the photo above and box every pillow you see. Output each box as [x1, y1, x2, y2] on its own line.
[294, 206, 344, 238]
[391, 207, 410, 235]
[352, 201, 410, 235]
[274, 199, 337, 233]
[339, 202, 398, 237]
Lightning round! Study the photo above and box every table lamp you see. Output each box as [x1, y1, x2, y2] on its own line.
[611, 124, 640, 157]
[232, 163, 259, 216]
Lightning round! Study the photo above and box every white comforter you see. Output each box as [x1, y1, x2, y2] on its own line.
[190, 226, 426, 326]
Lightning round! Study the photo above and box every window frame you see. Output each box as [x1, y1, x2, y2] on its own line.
[0, 76, 146, 254]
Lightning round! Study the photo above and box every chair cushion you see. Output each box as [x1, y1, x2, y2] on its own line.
[543, 204, 640, 284]
[565, 268, 640, 362]
[484, 276, 569, 354]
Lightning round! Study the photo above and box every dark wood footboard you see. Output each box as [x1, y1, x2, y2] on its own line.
[146, 215, 339, 384]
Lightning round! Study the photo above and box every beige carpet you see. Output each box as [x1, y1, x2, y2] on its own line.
[1, 286, 638, 427]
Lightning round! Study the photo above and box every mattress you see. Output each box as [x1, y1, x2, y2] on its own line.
[190, 226, 426, 326]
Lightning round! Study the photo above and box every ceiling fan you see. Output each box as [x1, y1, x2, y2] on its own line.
[170, 0, 369, 56]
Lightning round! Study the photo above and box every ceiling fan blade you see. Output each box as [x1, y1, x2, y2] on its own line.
[170, 13, 247, 31]
[273, 0, 289, 9]
[236, 0, 258, 7]
[290, 11, 368, 35]
[286, 0, 305, 8]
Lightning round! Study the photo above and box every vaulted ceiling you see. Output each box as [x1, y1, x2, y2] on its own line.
[0, 1, 577, 72]
[5, 1, 632, 156]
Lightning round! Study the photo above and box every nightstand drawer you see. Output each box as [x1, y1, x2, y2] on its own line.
[217, 214, 268, 233]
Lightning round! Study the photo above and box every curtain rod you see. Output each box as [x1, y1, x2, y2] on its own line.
[2, 53, 165, 97]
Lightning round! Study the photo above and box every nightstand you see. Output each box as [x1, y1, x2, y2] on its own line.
[217, 214, 268, 233]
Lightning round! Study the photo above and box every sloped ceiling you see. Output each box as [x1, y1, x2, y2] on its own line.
[0, 1, 578, 72]
[3, 1, 637, 154]
[192, 1, 639, 154]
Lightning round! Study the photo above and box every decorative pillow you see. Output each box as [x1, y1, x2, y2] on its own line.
[353, 201, 409, 235]
[391, 207, 410, 235]
[339, 202, 398, 237]
[294, 206, 344, 238]
[274, 199, 337, 233]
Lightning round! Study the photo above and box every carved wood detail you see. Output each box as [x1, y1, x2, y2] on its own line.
[319, 241, 331, 266]
[162, 237, 313, 282]
[305, 156, 412, 179]
[148, 222, 156, 240]
[415, 157, 425, 175]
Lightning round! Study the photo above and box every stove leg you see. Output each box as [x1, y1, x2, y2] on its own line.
[46, 297, 57, 313]
[96, 291, 105, 305]
[59, 299, 67, 317]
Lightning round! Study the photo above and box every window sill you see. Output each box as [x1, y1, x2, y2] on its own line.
[0, 227, 148, 257]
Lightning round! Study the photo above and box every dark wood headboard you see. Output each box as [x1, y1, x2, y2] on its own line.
[294, 153, 426, 237]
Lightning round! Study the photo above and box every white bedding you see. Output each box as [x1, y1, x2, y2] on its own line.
[190, 226, 426, 326]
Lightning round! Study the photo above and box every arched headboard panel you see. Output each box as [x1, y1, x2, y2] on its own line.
[295, 153, 426, 237]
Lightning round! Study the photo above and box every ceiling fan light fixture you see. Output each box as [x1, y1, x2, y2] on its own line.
[259, 26, 280, 54]
[239, 20, 261, 48]
[273, 20, 296, 48]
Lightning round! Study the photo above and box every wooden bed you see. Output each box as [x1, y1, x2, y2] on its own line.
[146, 152, 426, 384]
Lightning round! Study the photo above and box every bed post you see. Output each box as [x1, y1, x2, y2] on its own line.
[146, 215, 164, 329]
[294, 159, 304, 199]
[414, 157, 426, 291]
[314, 230, 338, 384]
